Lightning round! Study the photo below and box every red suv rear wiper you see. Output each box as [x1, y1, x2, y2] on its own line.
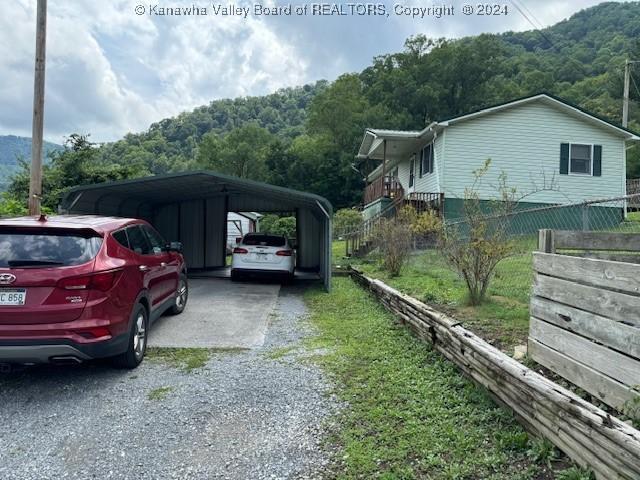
[7, 260, 65, 267]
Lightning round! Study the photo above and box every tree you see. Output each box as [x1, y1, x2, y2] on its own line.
[259, 214, 296, 239]
[7, 134, 146, 212]
[195, 124, 275, 180]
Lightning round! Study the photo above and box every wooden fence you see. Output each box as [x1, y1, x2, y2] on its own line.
[531, 229, 640, 416]
[350, 268, 640, 479]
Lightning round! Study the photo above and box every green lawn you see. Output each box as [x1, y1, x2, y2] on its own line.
[349, 247, 534, 352]
[331, 213, 640, 352]
[305, 278, 559, 479]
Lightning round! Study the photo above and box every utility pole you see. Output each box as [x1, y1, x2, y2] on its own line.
[623, 58, 640, 129]
[623, 58, 630, 128]
[28, 0, 47, 216]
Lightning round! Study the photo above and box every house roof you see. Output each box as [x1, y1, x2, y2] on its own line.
[357, 93, 640, 161]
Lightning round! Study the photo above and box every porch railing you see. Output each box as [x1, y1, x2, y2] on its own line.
[405, 192, 445, 215]
[364, 175, 404, 205]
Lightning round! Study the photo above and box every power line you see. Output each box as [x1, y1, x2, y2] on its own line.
[509, 0, 557, 50]
[631, 71, 640, 98]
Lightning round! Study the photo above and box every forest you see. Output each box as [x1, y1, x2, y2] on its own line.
[1, 1, 639, 214]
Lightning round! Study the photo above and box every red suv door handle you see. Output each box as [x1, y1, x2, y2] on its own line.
[160, 262, 167, 267]
[139, 265, 150, 272]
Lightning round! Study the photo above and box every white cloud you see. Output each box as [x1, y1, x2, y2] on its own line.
[0, 0, 614, 143]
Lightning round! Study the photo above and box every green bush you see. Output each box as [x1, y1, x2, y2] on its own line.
[259, 214, 296, 239]
[333, 208, 362, 237]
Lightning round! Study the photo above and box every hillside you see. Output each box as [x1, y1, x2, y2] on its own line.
[97, 2, 639, 179]
[96, 82, 327, 174]
[2, 1, 639, 211]
[0, 135, 61, 190]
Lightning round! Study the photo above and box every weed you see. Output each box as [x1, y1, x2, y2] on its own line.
[556, 466, 595, 480]
[527, 438, 560, 466]
[147, 386, 173, 401]
[146, 347, 231, 372]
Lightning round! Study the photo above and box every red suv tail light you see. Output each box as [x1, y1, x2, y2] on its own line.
[233, 247, 249, 254]
[57, 270, 122, 292]
[275, 250, 293, 256]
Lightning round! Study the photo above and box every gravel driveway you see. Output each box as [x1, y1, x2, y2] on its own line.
[0, 285, 339, 480]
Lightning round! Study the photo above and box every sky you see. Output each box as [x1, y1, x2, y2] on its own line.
[0, 0, 618, 144]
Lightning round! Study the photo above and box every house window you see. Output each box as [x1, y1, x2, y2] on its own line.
[570, 144, 592, 175]
[420, 144, 433, 177]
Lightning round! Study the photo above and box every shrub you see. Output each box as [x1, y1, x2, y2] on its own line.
[0, 193, 27, 217]
[333, 208, 362, 237]
[439, 160, 515, 305]
[376, 216, 413, 277]
[399, 205, 443, 248]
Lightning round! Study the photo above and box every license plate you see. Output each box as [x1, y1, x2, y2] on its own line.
[255, 253, 271, 262]
[0, 289, 27, 306]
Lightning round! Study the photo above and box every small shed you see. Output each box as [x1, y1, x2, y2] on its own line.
[60, 171, 332, 290]
[227, 212, 261, 250]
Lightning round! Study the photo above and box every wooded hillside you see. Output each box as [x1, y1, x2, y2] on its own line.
[2, 1, 639, 213]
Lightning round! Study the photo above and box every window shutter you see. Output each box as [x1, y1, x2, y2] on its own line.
[419, 150, 423, 178]
[593, 145, 602, 176]
[560, 143, 569, 175]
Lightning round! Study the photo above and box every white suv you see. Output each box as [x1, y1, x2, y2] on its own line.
[230, 233, 295, 281]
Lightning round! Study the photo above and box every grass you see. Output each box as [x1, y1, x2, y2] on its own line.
[352, 247, 534, 352]
[305, 277, 548, 479]
[147, 386, 173, 401]
[264, 345, 297, 360]
[333, 213, 640, 352]
[146, 347, 215, 372]
[332, 239, 347, 266]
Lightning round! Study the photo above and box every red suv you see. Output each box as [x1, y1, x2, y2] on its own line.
[0, 215, 188, 369]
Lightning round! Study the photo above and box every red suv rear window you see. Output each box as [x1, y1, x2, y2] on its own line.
[0, 228, 102, 268]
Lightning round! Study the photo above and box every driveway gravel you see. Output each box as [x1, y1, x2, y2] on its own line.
[0, 285, 339, 480]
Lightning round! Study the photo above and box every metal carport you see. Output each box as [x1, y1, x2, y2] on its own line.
[59, 171, 333, 290]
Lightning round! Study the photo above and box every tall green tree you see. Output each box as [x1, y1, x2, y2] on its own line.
[7, 134, 146, 212]
[195, 124, 275, 180]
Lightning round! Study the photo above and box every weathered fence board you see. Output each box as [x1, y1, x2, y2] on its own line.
[530, 296, 640, 358]
[530, 317, 640, 388]
[570, 251, 640, 264]
[533, 252, 640, 294]
[530, 229, 640, 423]
[533, 274, 640, 325]
[529, 339, 638, 411]
[351, 269, 640, 479]
[554, 230, 640, 251]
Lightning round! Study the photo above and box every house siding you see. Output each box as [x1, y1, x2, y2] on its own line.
[397, 156, 411, 192]
[390, 135, 445, 195]
[442, 101, 625, 204]
[413, 136, 442, 194]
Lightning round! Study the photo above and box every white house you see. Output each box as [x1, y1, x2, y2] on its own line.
[356, 93, 640, 222]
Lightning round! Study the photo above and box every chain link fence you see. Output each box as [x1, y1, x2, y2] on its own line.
[442, 194, 640, 302]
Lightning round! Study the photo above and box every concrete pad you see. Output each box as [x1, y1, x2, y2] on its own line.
[148, 278, 280, 349]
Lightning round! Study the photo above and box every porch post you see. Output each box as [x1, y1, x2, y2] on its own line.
[381, 139, 387, 179]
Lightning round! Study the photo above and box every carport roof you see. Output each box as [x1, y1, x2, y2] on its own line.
[60, 171, 333, 215]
